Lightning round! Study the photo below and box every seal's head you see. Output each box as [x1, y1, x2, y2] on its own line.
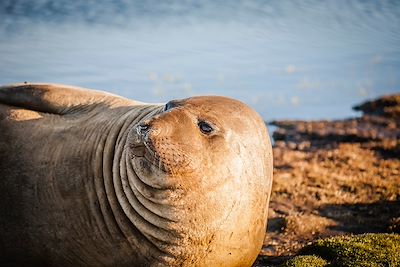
[127, 96, 272, 266]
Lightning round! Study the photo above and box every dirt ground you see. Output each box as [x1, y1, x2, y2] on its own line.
[254, 95, 400, 266]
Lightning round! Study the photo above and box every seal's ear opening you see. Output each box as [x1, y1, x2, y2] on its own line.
[164, 100, 180, 111]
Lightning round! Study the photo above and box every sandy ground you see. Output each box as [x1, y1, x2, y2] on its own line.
[254, 95, 400, 266]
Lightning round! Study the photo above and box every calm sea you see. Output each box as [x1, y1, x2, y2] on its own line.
[0, 0, 399, 120]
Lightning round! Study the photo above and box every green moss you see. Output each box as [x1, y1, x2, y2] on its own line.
[280, 255, 328, 267]
[299, 233, 400, 267]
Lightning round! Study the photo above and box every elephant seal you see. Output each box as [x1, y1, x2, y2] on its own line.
[0, 83, 273, 267]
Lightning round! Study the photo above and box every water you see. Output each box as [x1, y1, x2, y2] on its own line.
[0, 0, 399, 121]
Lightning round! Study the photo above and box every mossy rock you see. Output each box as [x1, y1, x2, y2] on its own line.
[302, 233, 400, 266]
[280, 255, 328, 267]
[280, 233, 400, 267]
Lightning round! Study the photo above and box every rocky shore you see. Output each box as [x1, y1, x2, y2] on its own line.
[255, 94, 400, 266]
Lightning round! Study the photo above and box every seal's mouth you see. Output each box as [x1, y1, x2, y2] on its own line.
[130, 140, 157, 160]
[129, 144, 146, 157]
[129, 138, 157, 159]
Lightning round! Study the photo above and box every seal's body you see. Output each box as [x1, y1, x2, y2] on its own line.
[0, 84, 273, 267]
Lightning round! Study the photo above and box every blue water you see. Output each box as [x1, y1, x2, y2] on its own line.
[0, 0, 399, 120]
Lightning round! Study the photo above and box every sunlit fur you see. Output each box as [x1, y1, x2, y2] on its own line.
[0, 84, 273, 267]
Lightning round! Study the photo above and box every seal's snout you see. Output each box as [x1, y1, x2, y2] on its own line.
[137, 123, 150, 137]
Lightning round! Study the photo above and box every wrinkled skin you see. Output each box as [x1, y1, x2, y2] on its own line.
[0, 83, 273, 267]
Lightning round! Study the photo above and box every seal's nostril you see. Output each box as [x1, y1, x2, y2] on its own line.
[137, 123, 150, 135]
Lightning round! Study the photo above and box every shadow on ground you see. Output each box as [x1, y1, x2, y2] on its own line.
[318, 200, 400, 234]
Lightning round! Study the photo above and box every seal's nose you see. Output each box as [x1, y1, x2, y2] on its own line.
[137, 123, 150, 136]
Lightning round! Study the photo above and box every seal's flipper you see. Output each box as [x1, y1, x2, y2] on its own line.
[0, 83, 138, 115]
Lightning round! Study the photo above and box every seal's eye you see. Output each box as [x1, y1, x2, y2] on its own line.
[198, 121, 214, 134]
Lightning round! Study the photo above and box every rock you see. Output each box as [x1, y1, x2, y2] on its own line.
[353, 94, 400, 119]
[297, 233, 400, 267]
[268, 94, 400, 158]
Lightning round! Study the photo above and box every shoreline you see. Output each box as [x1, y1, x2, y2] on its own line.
[256, 94, 400, 266]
